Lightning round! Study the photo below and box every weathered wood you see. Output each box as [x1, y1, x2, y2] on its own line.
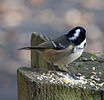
[17, 67, 104, 100]
[31, 32, 50, 69]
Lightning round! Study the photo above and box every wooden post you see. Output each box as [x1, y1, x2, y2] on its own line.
[17, 67, 104, 100]
[31, 32, 51, 69]
[17, 32, 104, 100]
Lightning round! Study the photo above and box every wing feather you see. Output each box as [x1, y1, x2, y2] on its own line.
[19, 35, 74, 51]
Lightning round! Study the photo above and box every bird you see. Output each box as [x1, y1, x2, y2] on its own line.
[19, 26, 86, 80]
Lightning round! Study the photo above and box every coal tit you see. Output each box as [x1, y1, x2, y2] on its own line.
[19, 26, 86, 79]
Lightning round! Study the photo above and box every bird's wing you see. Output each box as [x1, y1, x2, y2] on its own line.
[40, 35, 74, 50]
[18, 35, 74, 50]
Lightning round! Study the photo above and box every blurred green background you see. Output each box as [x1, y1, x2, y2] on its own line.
[0, 0, 104, 99]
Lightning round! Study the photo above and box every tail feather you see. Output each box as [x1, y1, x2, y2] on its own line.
[18, 46, 52, 50]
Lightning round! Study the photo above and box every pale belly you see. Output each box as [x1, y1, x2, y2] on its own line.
[42, 48, 83, 65]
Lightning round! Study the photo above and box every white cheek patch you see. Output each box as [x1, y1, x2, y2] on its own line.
[70, 29, 80, 40]
[77, 39, 86, 49]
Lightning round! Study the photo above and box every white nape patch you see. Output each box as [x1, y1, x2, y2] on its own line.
[77, 39, 86, 49]
[70, 29, 80, 40]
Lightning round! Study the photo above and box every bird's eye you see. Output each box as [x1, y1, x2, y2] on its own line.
[84, 43, 86, 47]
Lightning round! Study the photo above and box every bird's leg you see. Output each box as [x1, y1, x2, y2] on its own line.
[51, 62, 62, 77]
[65, 64, 77, 80]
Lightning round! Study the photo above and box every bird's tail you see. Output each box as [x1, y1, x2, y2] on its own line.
[18, 46, 51, 50]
